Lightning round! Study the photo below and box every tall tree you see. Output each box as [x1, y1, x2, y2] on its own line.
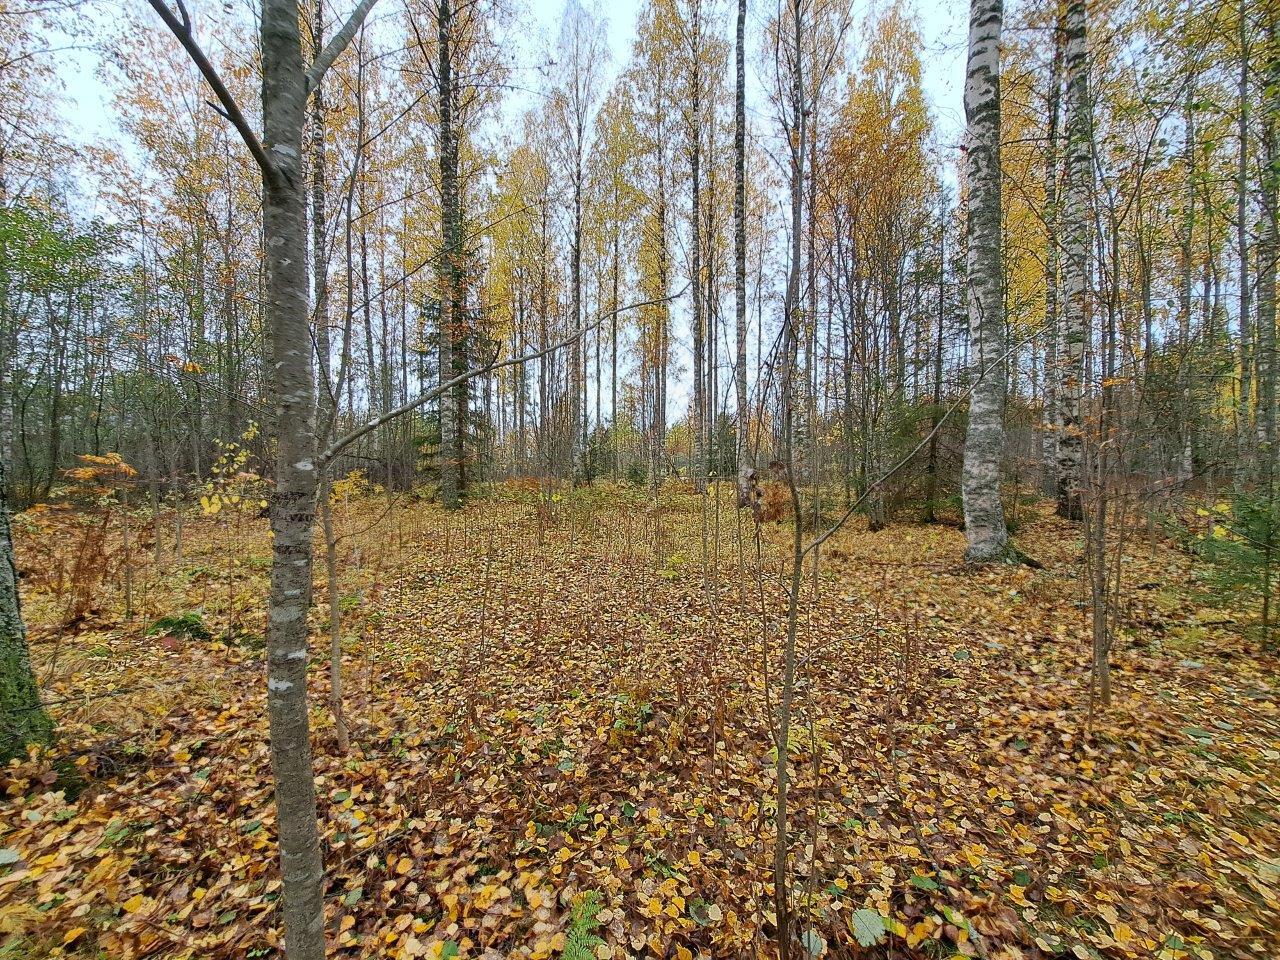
[1055, 0, 1089, 521]
[1235, 0, 1252, 482]
[960, 0, 1014, 562]
[436, 0, 465, 508]
[551, 0, 607, 476]
[145, 0, 379, 955]
[733, 0, 750, 503]
[1257, 16, 1278, 477]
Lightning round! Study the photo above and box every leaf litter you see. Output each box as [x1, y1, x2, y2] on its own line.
[2, 489, 1277, 959]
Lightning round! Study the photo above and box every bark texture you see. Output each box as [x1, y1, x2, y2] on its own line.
[733, 0, 751, 507]
[437, 0, 465, 509]
[262, 0, 325, 954]
[960, 0, 1013, 563]
[0, 458, 51, 762]
[1258, 18, 1278, 476]
[1056, 0, 1089, 522]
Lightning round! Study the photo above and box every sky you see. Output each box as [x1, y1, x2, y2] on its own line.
[58, 0, 970, 160]
[52, 0, 971, 418]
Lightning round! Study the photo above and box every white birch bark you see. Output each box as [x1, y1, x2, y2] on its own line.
[960, 0, 1013, 562]
[1257, 18, 1278, 476]
[1055, 0, 1090, 522]
[733, 0, 752, 508]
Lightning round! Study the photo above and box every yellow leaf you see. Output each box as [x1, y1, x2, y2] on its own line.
[64, 926, 88, 945]
[122, 893, 144, 913]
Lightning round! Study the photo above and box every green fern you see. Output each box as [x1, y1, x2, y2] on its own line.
[562, 890, 605, 960]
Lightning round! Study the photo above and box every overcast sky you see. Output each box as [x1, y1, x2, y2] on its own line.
[56, 0, 969, 160]
[51, 0, 970, 417]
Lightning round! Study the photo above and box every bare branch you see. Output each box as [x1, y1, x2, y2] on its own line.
[307, 0, 380, 94]
[144, 0, 279, 186]
[320, 285, 689, 466]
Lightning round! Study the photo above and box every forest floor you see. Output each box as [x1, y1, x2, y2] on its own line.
[2, 485, 1279, 960]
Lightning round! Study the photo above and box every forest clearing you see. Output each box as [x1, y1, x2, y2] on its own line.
[3, 486, 1278, 959]
[4, 0, 1280, 955]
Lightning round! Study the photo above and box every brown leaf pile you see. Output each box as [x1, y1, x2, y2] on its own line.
[2, 489, 1277, 960]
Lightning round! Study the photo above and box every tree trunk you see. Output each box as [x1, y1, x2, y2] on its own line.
[960, 0, 1013, 563]
[1236, 0, 1252, 485]
[437, 0, 464, 509]
[1042, 14, 1063, 495]
[1177, 83, 1196, 485]
[260, 0, 327, 954]
[319, 483, 349, 754]
[0, 457, 51, 762]
[733, 0, 750, 506]
[690, 4, 706, 494]
[1056, 0, 1089, 522]
[773, 4, 806, 953]
[311, 0, 330, 412]
[925, 205, 945, 522]
[1258, 18, 1278, 478]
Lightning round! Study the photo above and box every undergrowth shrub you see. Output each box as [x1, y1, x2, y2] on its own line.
[759, 481, 791, 523]
[1189, 493, 1280, 645]
[18, 453, 137, 625]
[146, 611, 211, 642]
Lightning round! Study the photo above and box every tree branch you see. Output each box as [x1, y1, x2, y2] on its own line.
[320, 285, 688, 466]
[306, 0, 380, 94]
[144, 0, 279, 187]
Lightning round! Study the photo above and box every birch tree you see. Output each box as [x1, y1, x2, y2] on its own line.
[733, 0, 750, 503]
[550, 0, 608, 477]
[1055, 0, 1089, 521]
[959, 0, 1014, 562]
[144, 0, 378, 955]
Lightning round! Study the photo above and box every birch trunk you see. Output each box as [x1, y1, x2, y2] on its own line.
[261, 0, 327, 949]
[1177, 84, 1196, 485]
[1042, 14, 1063, 494]
[437, 0, 463, 509]
[1258, 18, 1278, 478]
[733, 0, 750, 506]
[1055, 0, 1089, 522]
[960, 0, 1013, 563]
[690, 5, 706, 494]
